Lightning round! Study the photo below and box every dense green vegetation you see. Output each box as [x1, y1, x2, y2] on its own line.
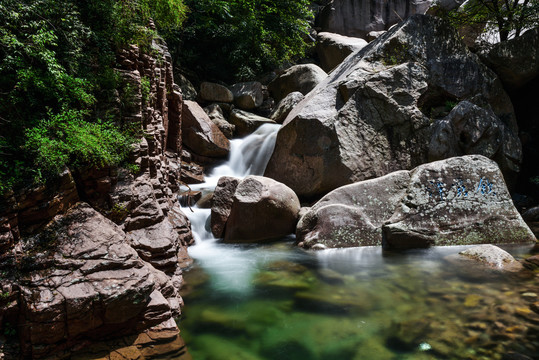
[0, 0, 314, 195]
[0, 0, 187, 194]
[170, 0, 314, 83]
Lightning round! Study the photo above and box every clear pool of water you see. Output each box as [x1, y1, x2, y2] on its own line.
[178, 241, 539, 360]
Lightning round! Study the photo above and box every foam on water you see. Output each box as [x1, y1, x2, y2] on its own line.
[181, 123, 281, 294]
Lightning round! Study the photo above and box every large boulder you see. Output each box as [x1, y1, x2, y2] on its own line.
[11, 203, 183, 358]
[199, 82, 233, 103]
[479, 27, 539, 90]
[229, 81, 264, 110]
[267, 64, 328, 103]
[318, 0, 432, 38]
[229, 109, 277, 137]
[297, 155, 536, 250]
[265, 15, 521, 199]
[182, 100, 230, 157]
[224, 176, 301, 243]
[316, 32, 368, 72]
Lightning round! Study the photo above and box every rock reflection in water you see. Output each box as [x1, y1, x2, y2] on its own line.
[178, 244, 539, 360]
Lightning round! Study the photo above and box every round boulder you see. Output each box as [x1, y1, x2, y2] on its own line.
[200, 82, 233, 103]
[224, 176, 301, 243]
[268, 64, 328, 103]
[229, 81, 264, 110]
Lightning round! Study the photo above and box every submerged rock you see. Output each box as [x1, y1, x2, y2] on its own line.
[224, 176, 301, 243]
[455, 244, 524, 272]
[297, 155, 536, 249]
[265, 15, 521, 199]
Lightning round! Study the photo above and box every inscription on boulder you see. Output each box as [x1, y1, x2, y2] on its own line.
[296, 155, 536, 250]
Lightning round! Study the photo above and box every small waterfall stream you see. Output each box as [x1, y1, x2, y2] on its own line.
[177, 125, 538, 360]
[180, 123, 290, 294]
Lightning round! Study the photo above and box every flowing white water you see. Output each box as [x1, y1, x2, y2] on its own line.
[181, 123, 286, 294]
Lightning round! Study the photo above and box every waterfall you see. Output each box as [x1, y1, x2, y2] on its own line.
[180, 123, 282, 294]
[181, 123, 280, 242]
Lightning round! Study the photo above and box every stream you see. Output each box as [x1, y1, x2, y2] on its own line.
[178, 125, 539, 360]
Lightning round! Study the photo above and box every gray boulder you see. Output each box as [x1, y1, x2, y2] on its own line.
[204, 104, 235, 139]
[182, 100, 230, 158]
[268, 64, 328, 103]
[229, 109, 276, 137]
[452, 244, 525, 273]
[210, 176, 240, 238]
[265, 15, 521, 199]
[270, 91, 304, 124]
[318, 0, 432, 38]
[229, 81, 264, 110]
[297, 155, 536, 250]
[479, 27, 539, 90]
[224, 176, 301, 243]
[316, 32, 368, 72]
[199, 82, 233, 103]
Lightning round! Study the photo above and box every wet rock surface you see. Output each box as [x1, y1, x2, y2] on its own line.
[297, 155, 535, 249]
[229, 109, 276, 137]
[265, 15, 521, 199]
[211, 176, 241, 239]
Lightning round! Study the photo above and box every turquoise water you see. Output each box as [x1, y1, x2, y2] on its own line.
[178, 241, 539, 360]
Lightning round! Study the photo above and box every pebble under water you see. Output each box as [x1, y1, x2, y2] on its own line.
[178, 242, 539, 360]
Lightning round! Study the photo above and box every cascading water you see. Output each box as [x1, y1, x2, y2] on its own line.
[180, 123, 293, 294]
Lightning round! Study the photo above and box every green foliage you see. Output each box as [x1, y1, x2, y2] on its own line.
[141, 76, 151, 105]
[441, 0, 539, 42]
[173, 0, 314, 83]
[0, 0, 187, 194]
[25, 110, 133, 182]
[3, 322, 16, 337]
[444, 100, 458, 112]
[108, 202, 130, 223]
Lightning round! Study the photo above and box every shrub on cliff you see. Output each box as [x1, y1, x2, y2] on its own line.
[0, 0, 187, 194]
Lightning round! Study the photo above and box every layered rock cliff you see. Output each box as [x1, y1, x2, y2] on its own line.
[0, 34, 193, 358]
